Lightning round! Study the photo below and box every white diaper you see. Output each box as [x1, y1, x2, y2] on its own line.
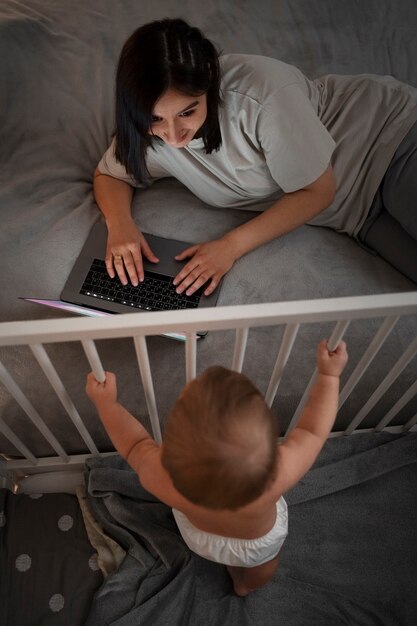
[172, 497, 288, 568]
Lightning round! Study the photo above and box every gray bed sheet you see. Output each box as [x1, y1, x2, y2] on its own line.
[84, 433, 417, 625]
[1, 0, 417, 457]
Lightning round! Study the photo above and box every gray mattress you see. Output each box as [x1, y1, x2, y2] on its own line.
[1, 0, 417, 457]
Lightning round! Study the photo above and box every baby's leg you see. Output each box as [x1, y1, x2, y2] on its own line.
[226, 553, 281, 597]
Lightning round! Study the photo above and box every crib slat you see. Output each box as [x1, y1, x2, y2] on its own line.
[30, 344, 99, 455]
[82, 339, 106, 383]
[338, 316, 399, 409]
[345, 333, 417, 435]
[403, 412, 417, 432]
[231, 328, 249, 372]
[133, 336, 162, 443]
[0, 361, 69, 461]
[265, 324, 299, 407]
[285, 320, 351, 434]
[0, 417, 37, 465]
[374, 378, 417, 432]
[185, 332, 198, 382]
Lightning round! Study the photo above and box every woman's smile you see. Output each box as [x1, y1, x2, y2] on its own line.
[150, 89, 207, 147]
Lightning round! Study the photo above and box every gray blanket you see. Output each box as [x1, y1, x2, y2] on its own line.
[85, 433, 417, 625]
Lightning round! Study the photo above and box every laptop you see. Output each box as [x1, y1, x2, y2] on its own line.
[61, 219, 220, 311]
[22, 221, 221, 339]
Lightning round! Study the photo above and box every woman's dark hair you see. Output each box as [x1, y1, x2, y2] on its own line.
[114, 18, 222, 185]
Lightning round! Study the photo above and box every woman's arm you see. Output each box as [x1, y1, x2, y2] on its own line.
[93, 168, 159, 285]
[174, 163, 336, 296]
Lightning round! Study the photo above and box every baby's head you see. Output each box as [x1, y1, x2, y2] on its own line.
[161, 366, 278, 510]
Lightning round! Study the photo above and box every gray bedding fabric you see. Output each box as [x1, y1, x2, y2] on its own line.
[0, 490, 103, 626]
[84, 433, 417, 626]
[1, 3, 417, 450]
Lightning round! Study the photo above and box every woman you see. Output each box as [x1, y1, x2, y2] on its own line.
[94, 18, 417, 295]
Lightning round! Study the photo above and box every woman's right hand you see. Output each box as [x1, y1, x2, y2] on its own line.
[105, 218, 159, 285]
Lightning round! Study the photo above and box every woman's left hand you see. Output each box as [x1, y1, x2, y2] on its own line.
[173, 238, 237, 296]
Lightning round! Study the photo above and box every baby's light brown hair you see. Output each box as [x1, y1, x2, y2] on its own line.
[161, 366, 278, 510]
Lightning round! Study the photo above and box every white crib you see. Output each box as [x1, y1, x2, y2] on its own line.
[1, 292, 416, 493]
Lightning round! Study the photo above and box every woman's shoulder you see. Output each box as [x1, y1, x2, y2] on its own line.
[220, 53, 311, 100]
[221, 52, 294, 70]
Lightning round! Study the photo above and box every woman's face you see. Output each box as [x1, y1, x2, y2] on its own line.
[150, 88, 207, 148]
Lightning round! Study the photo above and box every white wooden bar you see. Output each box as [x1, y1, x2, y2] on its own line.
[1, 293, 417, 484]
[0, 418, 37, 465]
[286, 319, 351, 434]
[5, 451, 116, 475]
[82, 339, 106, 383]
[403, 412, 417, 432]
[0, 361, 69, 461]
[345, 333, 417, 435]
[185, 332, 197, 382]
[374, 378, 417, 432]
[30, 344, 99, 455]
[327, 319, 351, 351]
[1, 292, 417, 347]
[265, 324, 299, 407]
[338, 316, 399, 409]
[327, 424, 417, 438]
[133, 336, 162, 443]
[231, 327, 249, 372]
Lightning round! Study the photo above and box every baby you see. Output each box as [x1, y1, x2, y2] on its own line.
[86, 339, 348, 596]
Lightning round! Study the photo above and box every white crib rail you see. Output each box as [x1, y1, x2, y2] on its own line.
[1, 292, 417, 486]
[344, 333, 417, 435]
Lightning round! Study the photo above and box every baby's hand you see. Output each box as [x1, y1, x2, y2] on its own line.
[85, 371, 118, 410]
[317, 339, 348, 377]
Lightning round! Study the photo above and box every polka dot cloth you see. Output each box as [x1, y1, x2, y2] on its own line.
[58, 514, 74, 532]
[1, 490, 103, 624]
[89, 553, 100, 571]
[15, 554, 32, 572]
[49, 594, 65, 613]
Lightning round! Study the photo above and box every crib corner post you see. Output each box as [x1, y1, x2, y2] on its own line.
[0, 458, 17, 492]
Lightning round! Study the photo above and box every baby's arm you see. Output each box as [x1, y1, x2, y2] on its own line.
[86, 371, 154, 459]
[277, 340, 348, 491]
[86, 372, 180, 504]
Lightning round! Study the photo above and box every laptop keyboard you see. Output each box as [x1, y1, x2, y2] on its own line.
[80, 259, 203, 311]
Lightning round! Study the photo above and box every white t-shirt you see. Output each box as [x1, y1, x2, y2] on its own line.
[98, 54, 417, 236]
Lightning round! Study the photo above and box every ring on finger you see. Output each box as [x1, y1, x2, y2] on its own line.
[114, 254, 123, 261]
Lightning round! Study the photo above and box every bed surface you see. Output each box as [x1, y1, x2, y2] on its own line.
[2, 0, 416, 327]
[1, 2, 417, 449]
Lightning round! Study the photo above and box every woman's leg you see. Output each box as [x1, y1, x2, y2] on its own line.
[226, 553, 281, 596]
[359, 122, 417, 284]
[362, 209, 417, 284]
[380, 122, 417, 241]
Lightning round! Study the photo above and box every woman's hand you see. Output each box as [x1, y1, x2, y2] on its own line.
[173, 237, 237, 296]
[85, 371, 118, 412]
[105, 218, 159, 286]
